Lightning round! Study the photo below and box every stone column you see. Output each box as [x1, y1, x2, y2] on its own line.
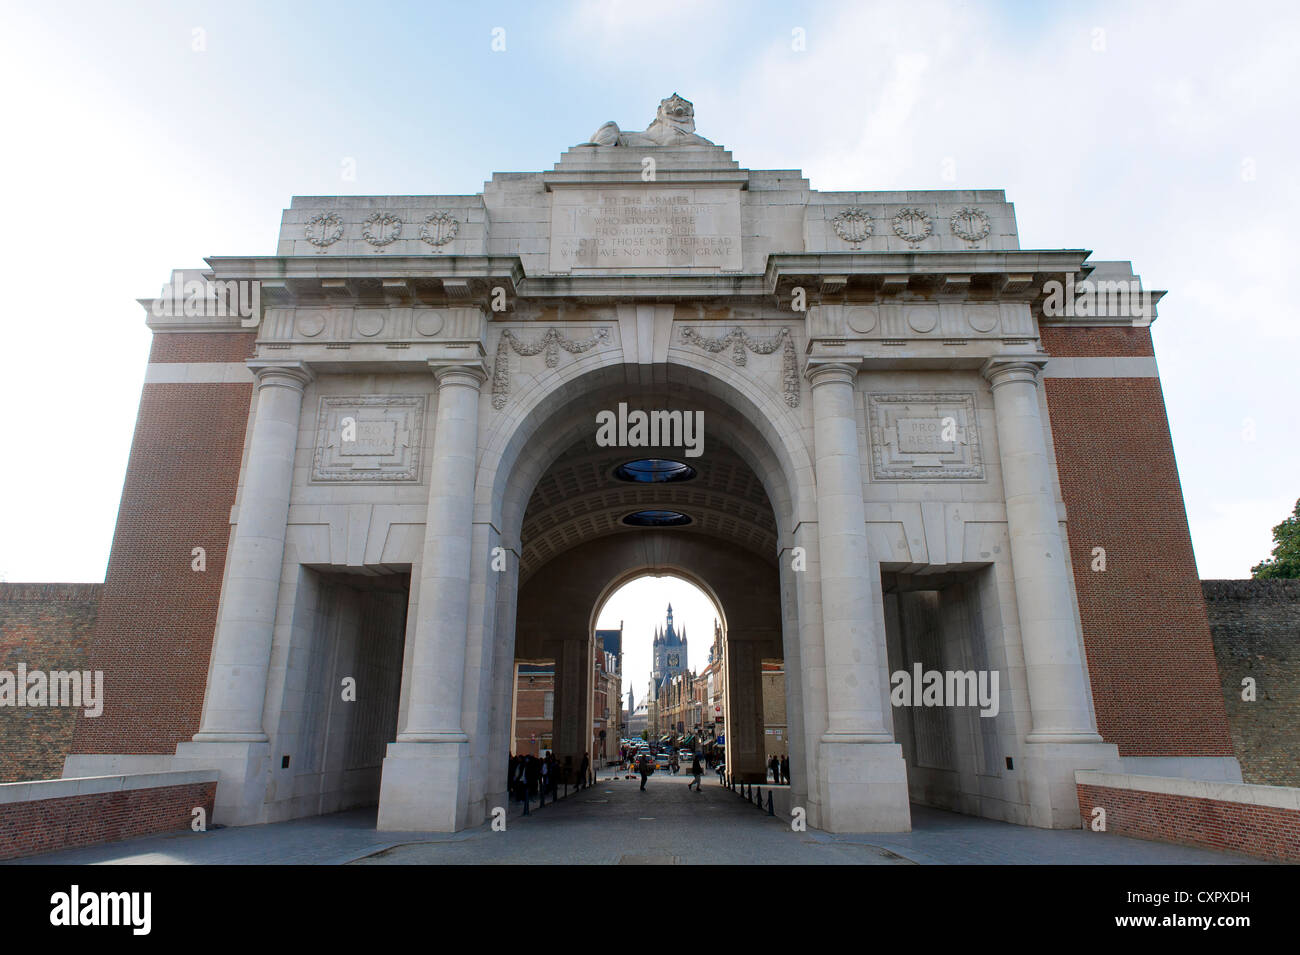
[807, 359, 892, 740]
[805, 358, 910, 831]
[193, 360, 312, 740]
[175, 359, 312, 824]
[981, 356, 1120, 827]
[378, 361, 486, 831]
[981, 357, 1100, 741]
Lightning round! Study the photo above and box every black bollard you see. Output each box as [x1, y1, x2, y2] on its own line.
[767, 791, 775, 816]
[755, 786, 761, 806]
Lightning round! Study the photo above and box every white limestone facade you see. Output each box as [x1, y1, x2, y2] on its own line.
[80, 96, 1234, 835]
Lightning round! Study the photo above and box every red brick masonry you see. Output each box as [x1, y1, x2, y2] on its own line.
[0, 583, 102, 782]
[73, 330, 256, 755]
[1043, 324, 1233, 757]
[1077, 777, 1300, 862]
[0, 775, 216, 861]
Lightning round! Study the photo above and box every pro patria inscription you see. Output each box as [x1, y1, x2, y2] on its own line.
[549, 187, 741, 271]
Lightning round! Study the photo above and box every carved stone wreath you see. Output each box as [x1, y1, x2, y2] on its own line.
[678, 326, 800, 408]
[305, 212, 344, 248]
[831, 208, 873, 249]
[362, 212, 403, 247]
[492, 327, 612, 409]
[420, 212, 460, 248]
[892, 208, 933, 246]
[950, 207, 991, 243]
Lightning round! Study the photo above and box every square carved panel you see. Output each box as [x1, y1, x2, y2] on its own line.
[867, 393, 984, 481]
[312, 395, 426, 483]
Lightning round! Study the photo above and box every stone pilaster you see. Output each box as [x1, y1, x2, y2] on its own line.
[982, 356, 1121, 826]
[192, 360, 312, 741]
[377, 360, 486, 831]
[981, 357, 1100, 742]
[805, 358, 910, 831]
[176, 359, 312, 824]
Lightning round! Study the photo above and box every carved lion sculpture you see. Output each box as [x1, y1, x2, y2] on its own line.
[583, 93, 714, 148]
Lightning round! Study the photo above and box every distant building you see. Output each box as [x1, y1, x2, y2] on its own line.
[513, 663, 554, 756]
[652, 603, 688, 686]
[594, 625, 622, 763]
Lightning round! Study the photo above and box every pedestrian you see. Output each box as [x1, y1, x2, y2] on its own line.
[525, 754, 539, 798]
[670, 754, 679, 775]
[690, 754, 703, 792]
[514, 756, 529, 805]
[579, 752, 590, 789]
[781, 754, 790, 786]
[769, 753, 780, 784]
[638, 753, 651, 791]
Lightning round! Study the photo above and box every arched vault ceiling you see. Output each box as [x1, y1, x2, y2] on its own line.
[520, 432, 777, 582]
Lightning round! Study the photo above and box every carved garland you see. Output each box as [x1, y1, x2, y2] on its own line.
[420, 212, 460, 247]
[305, 212, 344, 248]
[892, 208, 933, 245]
[950, 207, 991, 243]
[362, 212, 402, 247]
[492, 327, 611, 409]
[678, 326, 800, 408]
[831, 207, 873, 248]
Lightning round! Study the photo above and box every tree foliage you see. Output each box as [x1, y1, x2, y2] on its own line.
[1251, 498, 1300, 579]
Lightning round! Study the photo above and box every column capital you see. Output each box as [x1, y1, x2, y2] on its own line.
[430, 360, 488, 389]
[980, 355, 1047, 390]
[804, 357, 862, 389]
[247, 359, 314, 392]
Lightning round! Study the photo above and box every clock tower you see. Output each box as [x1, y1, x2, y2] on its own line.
[651, 603, 688, 687]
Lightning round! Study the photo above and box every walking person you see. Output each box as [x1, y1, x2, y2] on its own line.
[780, 754, 790, 786]
[638, 753, 651, 791]
[769, 754, 780, 785]
[579, 752, 590, 789]
[690, 754, 703, 792]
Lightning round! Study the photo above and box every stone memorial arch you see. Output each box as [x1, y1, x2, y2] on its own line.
[69, 95, 1238, 834]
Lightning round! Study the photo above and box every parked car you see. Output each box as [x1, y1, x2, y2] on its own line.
[654, 753, 671, 770]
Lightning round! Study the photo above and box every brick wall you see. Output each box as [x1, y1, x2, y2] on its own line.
[0, 584, 102, 782]
[1043, 325, 1232, 756]
[1204, 579, 1300, 786]
[1077, 778, 1300, 862]
[71, 331, 255, 756]
[0, 777, 215, 861]
[514, 667, 555, 756]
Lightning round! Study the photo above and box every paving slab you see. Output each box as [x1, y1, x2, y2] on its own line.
[4, 772, 1262, 865]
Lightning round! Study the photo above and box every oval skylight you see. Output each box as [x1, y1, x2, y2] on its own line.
[622, 510, 693, 527]
[613, 458, 698, 483]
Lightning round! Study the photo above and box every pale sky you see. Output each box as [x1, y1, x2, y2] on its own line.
[0, 1, 1295, 592]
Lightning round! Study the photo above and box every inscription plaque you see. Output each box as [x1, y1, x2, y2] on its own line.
[312, 395, 425, 483]
[868, 393, 984, 481]
[338, 420, 398, 457]
[896, 417, 956, 455]
[549, 187, 741, 271]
